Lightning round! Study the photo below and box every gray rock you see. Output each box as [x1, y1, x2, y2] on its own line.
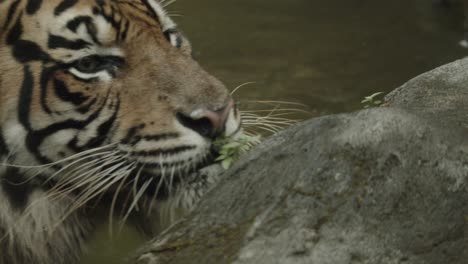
[385, 57, 468, 129]
[128, 59, 468, 264]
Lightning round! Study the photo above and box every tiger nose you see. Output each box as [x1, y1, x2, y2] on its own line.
[177, 100, 234, 139]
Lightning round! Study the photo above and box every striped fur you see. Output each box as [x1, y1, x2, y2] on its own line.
[0, 0, 241, 263]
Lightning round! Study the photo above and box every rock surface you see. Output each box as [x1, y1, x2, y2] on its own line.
[385, 57, 468, 129]
[128, 58, 468, 264]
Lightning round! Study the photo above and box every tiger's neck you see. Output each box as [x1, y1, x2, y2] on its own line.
[0, 165, 95, 264]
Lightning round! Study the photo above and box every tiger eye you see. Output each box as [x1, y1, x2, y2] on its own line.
[75, 56, 100, 73]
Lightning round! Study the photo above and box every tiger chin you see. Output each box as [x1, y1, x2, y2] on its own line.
[0, 0, 241, 263]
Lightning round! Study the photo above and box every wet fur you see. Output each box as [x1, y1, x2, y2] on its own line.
[0, 0, 239, 263]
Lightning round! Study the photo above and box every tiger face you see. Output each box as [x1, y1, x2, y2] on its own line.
[0, 0, 240, 200]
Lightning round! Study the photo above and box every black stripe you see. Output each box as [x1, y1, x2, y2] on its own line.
[142, 133, 180, 142]
[92, 5, 121, 39]
[76, 97, 97, 113]
[53, 78, 89, 105]
[0, 129, 8, 156]
[26, 0, 43, 14]
[135, 159, 189, 169]
[119, 1, 150, 14]
[18, 66, 34, 130]
[6, 16, 22, 45]
[54, 0, 78, 16]
[163, 28, 177, 41]
[130, 146, 196, 157]
[128, 133, 180, 146]
[66, 15, 100, 44]
[122, 132, 180, 145]
[12, 40, 51, 62]
[119, 20, 130, 42]
[174, 35, 182, 48]
[3, 0, 21, 29]
[69, 97, 120, 151]
[164, 29, 183, 48]
[25, 92, 110, 164]
[66, 16, 92, 32]
[121, 124, 145, 145]
[86, 21, 100, 44]
[26, 110, 103, 163]
[1, 167, 32, 211]
[39, 66, 56, 114]
[140, 0, 161, 24]
[48, 34, 90, 50]
[85, 98, 119, 147]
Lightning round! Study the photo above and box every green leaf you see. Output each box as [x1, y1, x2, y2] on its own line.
[223, 142, 242, 149]
[221, 158, 233, 169]
[367, 92, 384, 99]
[215, 133, 263, 170]
[215, 155, 226, 162]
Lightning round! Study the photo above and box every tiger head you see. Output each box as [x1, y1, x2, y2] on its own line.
[0, 0, 241, 203]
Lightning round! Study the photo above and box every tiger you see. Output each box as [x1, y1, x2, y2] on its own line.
[0, 0, 241, 263]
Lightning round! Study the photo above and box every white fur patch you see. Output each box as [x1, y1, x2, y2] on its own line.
[69, 68, 112, 81]
[169, 32, 179, 47]
[93, 15, 115, 44]
[145, 0, 177, 31]
[225, 108, 241, 137]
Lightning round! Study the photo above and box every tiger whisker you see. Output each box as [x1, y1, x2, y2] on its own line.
[149, 165, 167, 215]
[245, 125, 280, 134]
[242, 118, 296, 127]
[240, 112, 308, 119]
[242, 106, 298, 115]
[168, 165, 176, 197]
[49, 152, 124, 194]
[167, 13, 183, 17]
[0, 143, 117, 169]
[241, 117, 298, 124]
[147, 176, 160, 216]
[121, 178, 153, 228]
[63, 158, 130, 196]
[230, 81, 256, 96]
[242, 120, 297, 127]
[52, 151, 121, 183]
[9, 159, 130, 238]
[118, 178, 138, 221]
[4, 150, 118, 187]
[241, 114, 299, 120]
[60, 162, 135, 223]
[46, 157, 127, 205]
[78, 163, 135, 209]
[131, 165, 144, 207]
[238, 100, 308, 107]
[161, 0, 177, 8]
[133, 163, 147, 212]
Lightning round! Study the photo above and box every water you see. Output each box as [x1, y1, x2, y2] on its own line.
[83, 0, 467, 262]
[173, 0, 466, 114]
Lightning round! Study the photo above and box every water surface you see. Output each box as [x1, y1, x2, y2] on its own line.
[173, 0, 466, 113]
